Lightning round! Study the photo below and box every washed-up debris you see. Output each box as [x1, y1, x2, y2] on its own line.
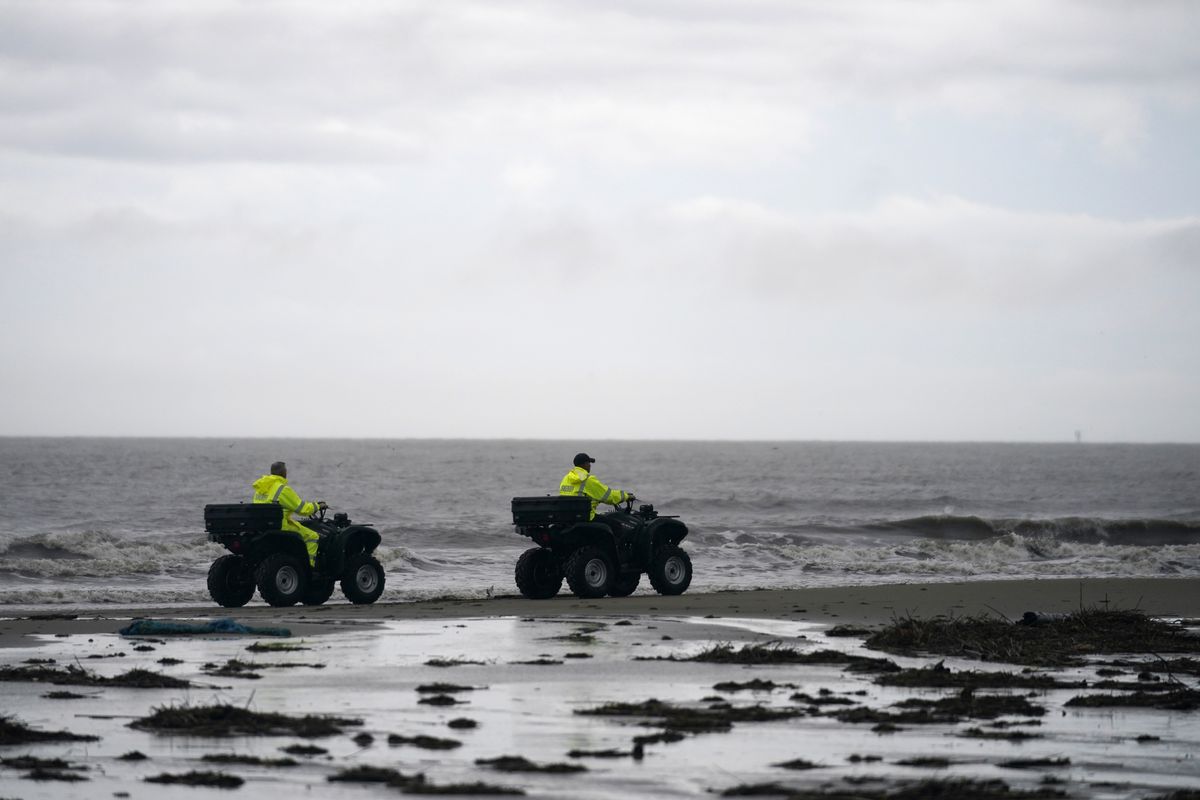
[0, 715, 99, 745]
[354, 732, 374, 746]
[720, 778, 1065, 798]
[41, 690, 89, 699]
[827, 625, 875, 637]
[834, 690, 1043, 726]
[417, 683, 477, 694]
[130, 704, 361, 738]
[388, 734, 462, 750]
[475, 755, 586, 774]
[578, 698, 804, 736]
[120, 618, 291, 637]
[419, 694, 463, 706]
[633, 730, 685, 746]
[2, 756, 83, 771]
[568, 748, 634, 758]
[203, 660, 262, 679]
[896, 757, 952, 768]
[118, 751, 148, 761]
[564, 652, 593, 659]
[426, 658, 487, 668]
[1135, 734, 1162, 742]
[157, 657, 184, 666]
[1096, 657, 1200, 678]
[202, 754, 299, 767]
[281, 744, 328, 756]
[1064, 688, 1200, 711]
[866, 609, 1200, 666]
[0, 664, 191, 689]
[245, 640, 309, 652]
[22, 767, 88, 782]
[714, 679, 794, 692]
[790, 693, 857, 706]
[330, 765, 411, 783]
[406, 779, 525, 795]
[774, 758, 822, 770]
[643, 643, 900, 672]
[145, 770, 244, 788]
[1091, 679, 1178, 692]
[848, 755, 883, 763]
[998, 757, 1070, 769]
[447, 718, 478, 729]
[510, 658, 563, 666]
[877, 662, 1086, 689]
[959, 727, 1042, 741]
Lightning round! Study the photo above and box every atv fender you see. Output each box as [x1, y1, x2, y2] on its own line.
[247, 531, 310, 568]
[322, 525, 382, 577]
[555, 523, 618, 569]
[647, 517, 688, 556]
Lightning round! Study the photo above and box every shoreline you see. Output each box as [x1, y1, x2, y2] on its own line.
[3, 576, 1197, 646]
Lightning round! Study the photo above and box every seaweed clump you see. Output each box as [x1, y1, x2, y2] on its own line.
[0, 716, 99, 745]
[649, 643, 899, 672]
[329, 766, 524, 794]
[0, 664, 191, 688]
[1064, 688, 1200, 711]
[130, 704, 361, 738]
[720, 778, 1065, 798]
[877, 662, 1086, 690]
[578, 698, 804, 737]
[475, 755, 586, 774]
[146, 771, 244, 788]
[866, 609, 1200, 666]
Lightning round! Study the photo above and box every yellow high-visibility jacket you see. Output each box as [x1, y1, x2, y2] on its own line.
[559, 466, 631, 520]
[251, 474, 319, 536]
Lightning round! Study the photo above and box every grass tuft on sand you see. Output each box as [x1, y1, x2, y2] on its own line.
[130, 704, 361, 738]
[0, 664, 191, 688]
[866, 608, 1200, 666]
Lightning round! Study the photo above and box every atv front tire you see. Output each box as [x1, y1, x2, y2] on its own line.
[302, 579, 336, 606]
[648, 545, 692, 596]
[341, 553, 385, 604]
[256, 553, 307, 607]
[608, 572, 640, 597]
[515, 547, 562, 599]
[564, 546, 614, 599]
[208, 555, 255, 608]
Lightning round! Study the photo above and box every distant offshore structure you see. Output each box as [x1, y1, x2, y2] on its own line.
[1075, 430, 1083, 444]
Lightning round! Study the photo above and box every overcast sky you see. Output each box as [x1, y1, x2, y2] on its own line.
[1, 1, 1197, 441]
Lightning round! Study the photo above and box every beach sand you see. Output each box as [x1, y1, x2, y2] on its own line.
[2, 577, 1198, 799]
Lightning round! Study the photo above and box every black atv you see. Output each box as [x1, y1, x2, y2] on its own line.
[510, 495, 692, 599]
[203, 503, 385, 608]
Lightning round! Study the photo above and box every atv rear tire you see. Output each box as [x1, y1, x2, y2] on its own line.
[302, 579, 336, 606]
[341, 553, 385, 605]
[608, 572, 640, 597]
[564, 546, 614, 599]
[256, 553, 307, 607]
[648, 545, 692, 595]
[515, 548, 562, 599]
[208, 555, 255, 608]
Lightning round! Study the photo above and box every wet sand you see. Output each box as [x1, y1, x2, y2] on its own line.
[3, 577, 1197, 645]
[2, 577, 1199, 798]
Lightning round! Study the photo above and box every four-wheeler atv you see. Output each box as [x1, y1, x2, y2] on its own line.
[204, 503, 385, 608]
[510, 495, 692, 599]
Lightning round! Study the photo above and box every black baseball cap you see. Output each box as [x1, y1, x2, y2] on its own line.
[573, 453, 596, 467]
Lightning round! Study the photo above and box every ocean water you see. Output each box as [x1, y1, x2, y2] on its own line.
[0, 438, 1198, 607]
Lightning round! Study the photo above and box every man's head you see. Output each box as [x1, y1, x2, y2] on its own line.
[270, 461, 287, 478]
[573, 453, 595, 471]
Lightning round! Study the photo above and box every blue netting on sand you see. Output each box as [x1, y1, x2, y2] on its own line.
[118, 618, 292, 637]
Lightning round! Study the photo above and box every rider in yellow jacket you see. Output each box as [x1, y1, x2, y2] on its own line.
[252, 461, 325, 566]
[559, 453, 634, 521]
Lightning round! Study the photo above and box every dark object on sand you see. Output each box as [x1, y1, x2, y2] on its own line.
[281, 744, 328, 756]
[202, 753, 300, 767]
[41, 690, 89, 699]
[866, 608, 1200, 666]
[877, 662, 1086, 690]
[827, 624, 875, 637]
[145, 770, 244, 788]
[118, 751, 148, 761]
[1064, 688, 1200, 711]
[0, 715, 99, 745]
[419, 694, 463, 706]
[387, 734, 462, 750]
[204, 502, 385, 607]
[1, 663, 192, 689]
[448, 717, 478, 729]
[578, 698, 804, 737]
[330, 766, 526, 795]
[130, 704, 361, 738]
[2, 755, 82, 771]
[510, 495, 692, 599]
[720, 778, 1066, 798]
[648, 643, 899, 673]
[417, 683, 477, 693]
[121, 618, 291, 637]
[22, 767, 88, 782]
[476, 755, 586, 773]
